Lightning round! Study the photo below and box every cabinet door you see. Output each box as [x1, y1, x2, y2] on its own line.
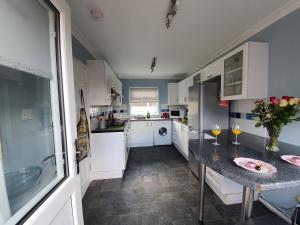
[130, 121, 153, 147]
[168, 83, 178, 105]
[178, 81, 185, 104]
[223, 50, 244, 98]
[182, 126, 189, 157]
[104, 62, 112, 104]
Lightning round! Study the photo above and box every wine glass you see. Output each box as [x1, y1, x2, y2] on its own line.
[232, 124, 242, 145]
[211, 124, 221, 146]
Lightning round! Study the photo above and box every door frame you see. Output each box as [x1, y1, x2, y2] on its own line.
[22, 0, 84, 224]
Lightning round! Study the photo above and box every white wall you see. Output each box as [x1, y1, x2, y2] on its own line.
[230, 9, 300, 146]
[73, 57, 91, 197]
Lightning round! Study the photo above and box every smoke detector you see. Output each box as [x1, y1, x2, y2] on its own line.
[90, 9, 104, 21]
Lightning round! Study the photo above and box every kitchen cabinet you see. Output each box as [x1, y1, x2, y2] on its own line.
[221, 41, 268, 100]
[178, 80, 185, 105]
[172, 120, 189, 159]
[86, 60, 122, 106]
[186, 75, 194, 88]
[124, 122, 130, 165]
[87, 60, 112, 105]
[129, 121, 154, 147]
[168, 83, 179, 105]
[90, 131, 127, 179]
[201, 59, 223, 82]
[206, 167, 244, 204]
[177, 75, 195, 105]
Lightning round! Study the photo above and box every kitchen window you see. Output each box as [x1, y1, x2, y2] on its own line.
[129, 87, 159, 115]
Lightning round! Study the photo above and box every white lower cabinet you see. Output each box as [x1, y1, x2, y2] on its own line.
[172, 120, 189, 159]
[130, 121, 154, 147]
[206, 167, 244, 205]
[90, 132, 127, 180]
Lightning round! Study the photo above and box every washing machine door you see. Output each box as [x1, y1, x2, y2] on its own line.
[159, 127, 168, 136]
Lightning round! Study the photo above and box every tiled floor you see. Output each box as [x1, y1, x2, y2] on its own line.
[83, 146, 270, 225]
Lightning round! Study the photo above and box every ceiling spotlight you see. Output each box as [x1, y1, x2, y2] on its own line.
[151, 57, 157, 73]
[166, 0, 179, 30]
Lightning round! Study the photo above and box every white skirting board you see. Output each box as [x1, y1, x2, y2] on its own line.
[91, 170, 124, 180]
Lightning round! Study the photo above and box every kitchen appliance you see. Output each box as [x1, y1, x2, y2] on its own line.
[169, 108, 185, 118]
[153, 121, 172, 145]
[188, 76, 229, 178]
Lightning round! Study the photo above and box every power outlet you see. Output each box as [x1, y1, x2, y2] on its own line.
[22, 109, 33, 120]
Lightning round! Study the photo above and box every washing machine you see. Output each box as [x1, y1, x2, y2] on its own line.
[153, 120, 172, 146]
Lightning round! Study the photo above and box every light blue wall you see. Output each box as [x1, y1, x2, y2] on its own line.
[248, 9, 300, 145]
[121, 79, 179, 112]
[71, 36, 95, 64]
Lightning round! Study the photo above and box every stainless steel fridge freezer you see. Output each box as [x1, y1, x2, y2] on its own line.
[188, 76, 229, 178]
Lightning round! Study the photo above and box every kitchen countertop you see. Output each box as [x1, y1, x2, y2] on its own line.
[173, 119, 188, 126]
[91, 124, 126, 133]
[192, 130, 300, 192]
[130, 118, 172, 121]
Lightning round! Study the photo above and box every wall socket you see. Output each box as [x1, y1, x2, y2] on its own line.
[22, 109, 33, 120]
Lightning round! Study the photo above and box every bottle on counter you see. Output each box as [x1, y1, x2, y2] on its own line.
[146, 111, 150, 119]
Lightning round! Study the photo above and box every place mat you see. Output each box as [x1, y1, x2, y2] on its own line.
[281, 155, 300, 167]
[233, 157, 277, 174]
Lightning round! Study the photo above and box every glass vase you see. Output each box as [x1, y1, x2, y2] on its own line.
[266, 128, 280, 152]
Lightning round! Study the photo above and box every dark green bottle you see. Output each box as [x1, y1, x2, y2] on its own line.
[146, 111, 150, 119]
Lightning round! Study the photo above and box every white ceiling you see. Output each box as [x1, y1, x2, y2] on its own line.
[68, 0, 290, 79]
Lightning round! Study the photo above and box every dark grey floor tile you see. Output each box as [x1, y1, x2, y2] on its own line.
[82, 146, 269, 225]
[172, 218, 199, 225]
[137, 212, 160, 225]
[106, 214, 138, 225]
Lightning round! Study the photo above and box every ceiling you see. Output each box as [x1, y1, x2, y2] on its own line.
[68, 0, 290, 79]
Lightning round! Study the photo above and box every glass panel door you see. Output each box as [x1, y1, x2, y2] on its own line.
[223, 50, 243, 97]
[0, 1, 67, 224]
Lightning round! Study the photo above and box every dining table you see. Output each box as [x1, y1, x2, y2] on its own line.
[191, 130, 300, 224]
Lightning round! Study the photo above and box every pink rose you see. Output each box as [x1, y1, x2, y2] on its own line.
[270, 96, 279, 105]
[282, 96, 293, 101]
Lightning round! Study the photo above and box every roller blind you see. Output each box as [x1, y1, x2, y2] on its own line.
[129, 88, 159, 115]
[0, 0, 52, 79]
[130, 88, 159, 102]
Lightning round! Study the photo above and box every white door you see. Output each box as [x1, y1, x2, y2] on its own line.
[0, 1, 83, 225]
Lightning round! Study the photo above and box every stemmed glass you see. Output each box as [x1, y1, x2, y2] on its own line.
[211, 124, 221, 146]
[232, 124, 242, 145]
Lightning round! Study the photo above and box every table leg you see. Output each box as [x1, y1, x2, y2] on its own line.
[198, 163, 206, 224]
[240, 186, 254, 223]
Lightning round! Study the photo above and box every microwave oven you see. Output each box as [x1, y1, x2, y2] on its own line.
[169, 109, 185, 118]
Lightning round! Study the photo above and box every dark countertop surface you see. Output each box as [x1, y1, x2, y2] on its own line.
[130, 118, 172, 121]
[91, 124, 127, 133]
[191, 130, 300, 192]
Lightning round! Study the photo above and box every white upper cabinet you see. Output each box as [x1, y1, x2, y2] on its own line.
[201, 59, 223, 82]
[87, 60, 122, 106]
[178, 80, 185, 105]
[221, 42, 268, 100]
[168, 83, 179, 105]
[177, 75, 194, 105]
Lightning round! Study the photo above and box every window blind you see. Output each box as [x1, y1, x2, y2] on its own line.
[130, 88, 158, 102]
